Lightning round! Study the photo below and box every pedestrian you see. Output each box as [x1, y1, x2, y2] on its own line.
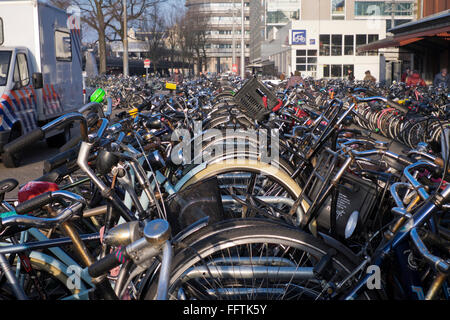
[363, 70, 376, 83]
[434, 68, 449, 88]
[401, 68, 411, 83]
[173, 69, 184, 84]
[286, 71, 303, 89]
[347, 69, 355, 82]
[280, 72, 286, 81]
[406, 70, 426, 87]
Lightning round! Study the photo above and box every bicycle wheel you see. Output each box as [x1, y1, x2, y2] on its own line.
[0, 255, 75, 300]
[143, 219, 371, 300]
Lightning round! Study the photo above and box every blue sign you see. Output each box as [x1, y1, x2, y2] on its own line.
[292, 30, 306, 45]
[310, 39, 316, 45]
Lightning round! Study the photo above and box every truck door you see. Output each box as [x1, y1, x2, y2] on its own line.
[9, 50, 38, 134]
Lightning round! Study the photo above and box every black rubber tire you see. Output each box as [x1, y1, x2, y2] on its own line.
[142, 219, 373, 300]
[2, 126, 22, 168]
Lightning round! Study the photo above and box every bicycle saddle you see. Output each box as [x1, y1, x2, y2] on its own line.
[0, 179, 18, 196]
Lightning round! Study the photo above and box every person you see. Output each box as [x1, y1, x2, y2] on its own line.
[286, 71, 303, 89]
[173, 69, 184, 84]
[434, 68, 449, 88]
[347, 69, 355, 82]
[406, 70, 426, 87]
[363, 70, 376, 83]
[401, 68, 411, 83]
[280, 72, 286, 81]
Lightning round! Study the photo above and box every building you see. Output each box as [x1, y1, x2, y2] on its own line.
[358, 9, 449, 83]
[417, 0, 450, 18]
[185, 0, 251, 74]
[250, 0, 416, 81]
[265, 19, 387, 80]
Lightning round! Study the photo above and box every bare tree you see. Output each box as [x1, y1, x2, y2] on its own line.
[184, 7, 210, 75]
[50, 0, 114, 74]
[140, 3, 167, 74]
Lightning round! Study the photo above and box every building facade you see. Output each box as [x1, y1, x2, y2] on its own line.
[185, 0, 251, 74]
[250, 0, 416, 81]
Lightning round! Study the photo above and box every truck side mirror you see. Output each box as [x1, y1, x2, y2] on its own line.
[32, 72, 43, 89]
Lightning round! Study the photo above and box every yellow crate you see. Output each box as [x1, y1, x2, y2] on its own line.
[166, 82, 177, 90]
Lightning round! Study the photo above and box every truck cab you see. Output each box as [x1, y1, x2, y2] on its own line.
[0, 47, 42, 149]
[0, 0, 83, 167]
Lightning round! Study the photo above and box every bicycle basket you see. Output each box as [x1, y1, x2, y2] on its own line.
[233, 77, 279, 121]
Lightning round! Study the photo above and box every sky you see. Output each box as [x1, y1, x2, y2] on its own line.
[43, 0, 186, 43]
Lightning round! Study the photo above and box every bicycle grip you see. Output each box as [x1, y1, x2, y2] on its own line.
[15, 192, 53, 215]
[3, 128, 44, 155]
[44, 146, 79, 174]
[59, 135, 82, 153]
[88, 250, 126, 278]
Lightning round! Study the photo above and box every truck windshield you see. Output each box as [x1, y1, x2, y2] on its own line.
[0, 51, 12, 86]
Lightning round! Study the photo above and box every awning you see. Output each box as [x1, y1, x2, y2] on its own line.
[357, 25, 450, 52]
[357, 10, 450, 53]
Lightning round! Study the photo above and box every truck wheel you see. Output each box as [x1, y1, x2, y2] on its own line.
[46, 128, 70, 148]
[2, 127, 22, 168]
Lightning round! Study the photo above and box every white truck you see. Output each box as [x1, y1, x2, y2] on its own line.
[0, 0, 83, 167]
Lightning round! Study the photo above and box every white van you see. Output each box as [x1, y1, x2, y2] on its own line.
[0, 0, 83, 166]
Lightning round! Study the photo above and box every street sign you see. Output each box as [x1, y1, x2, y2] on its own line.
[144, 59, 151, 68]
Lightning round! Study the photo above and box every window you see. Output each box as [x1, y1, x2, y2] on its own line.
[55, 30, 72, 61]
[331, 0, 345, 20]
[0, 18, 3, 45]
[344, 35, 354, 55]
[331, 65, 342, 77]
[319, 35, 330, 56]
[331, 35, 342, 56]
[343, 64, 354, 76]
[323, 65, 330, 78]
[355, 2, 413, 17]
[13, 53, 29, 88]
[367, 34, 379, 56]
[0, 51, 12, 86]
[356, 34, 367, 56]
[296, 49, 317, 74]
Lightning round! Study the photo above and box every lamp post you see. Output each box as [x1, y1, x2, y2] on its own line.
[240, 0, 245, 78]
[232, 1, 236, 74]
[123, 0, 129, 77]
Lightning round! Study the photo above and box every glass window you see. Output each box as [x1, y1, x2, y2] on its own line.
[367, 34, 379, 56]
[331, 35, 342, 56]
[356, 34, 367, 56]
[320, 35, 330, 56]
[323, 65, 330, 78]
[296, 50, 306, 56]
[331, 65, 342, 77]
[0, 51, 11, 86]
[0, 18, 3, 45]
[307, 57, 317, 64]
[307, 65, 317, 71]
[344, 35, 354, 55]
[296, 64, 306, 71]
[332, 0, 345, 19]
[355, 2, 413, 16]
[296, 57, 306, 63]
[55, 30, 72, 61]
[343, 64, 354, 76]
[308, 50, 317, 56]
[13, 53, 29, 88]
